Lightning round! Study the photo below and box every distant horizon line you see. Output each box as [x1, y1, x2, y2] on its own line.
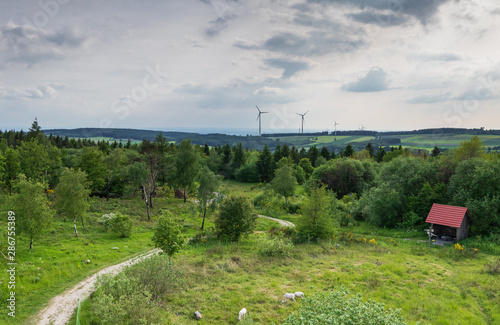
[2, 125, 496, 136]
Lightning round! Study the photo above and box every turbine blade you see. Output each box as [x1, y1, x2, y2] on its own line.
[256, 105, 261, 113]
[304, 110, 309, 115]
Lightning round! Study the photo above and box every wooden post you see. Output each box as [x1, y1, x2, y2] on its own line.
[428, 224, 433, 248]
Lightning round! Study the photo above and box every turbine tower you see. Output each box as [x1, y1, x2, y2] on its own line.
[297, 111, 308, 134]
[333, 120, 339, 136]
[255, 105, 268, 136]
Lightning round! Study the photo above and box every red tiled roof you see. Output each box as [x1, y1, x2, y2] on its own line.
[425, 203, 468, 228]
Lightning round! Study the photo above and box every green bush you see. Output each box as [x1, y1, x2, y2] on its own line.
[235, 162, 260, 183]
[129, 254, 184, 300]
[98, 213, 116, 232]
[92, 273, 163, 325]
[91, 254, 182, 324]
[216, 195, 257, 241]
[152, 214, 184, 257]
[279, 287, 408, 325]
[258, 234, 295, 257]
[109, 214, 134, 238]
[253, 190, 273, 208]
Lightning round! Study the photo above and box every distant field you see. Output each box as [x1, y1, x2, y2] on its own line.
[400, 134, 500, 149]
[66, 133, 500, 151]
[69, 137, 148, 144]
[347, 136, 376, 143]
[283, 134, 500, 150]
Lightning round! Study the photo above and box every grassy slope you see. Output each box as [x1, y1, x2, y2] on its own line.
[0, 183, 278, 325]
[4, 180, 500, 324]
[72, 236, 500, 325]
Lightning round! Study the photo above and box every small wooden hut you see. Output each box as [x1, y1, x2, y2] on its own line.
[425, 203, 469, 241]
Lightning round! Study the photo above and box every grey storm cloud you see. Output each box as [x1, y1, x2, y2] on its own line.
[264, 58, 311, 79]
[204, 16, 231, 37]
[292, 12, 343, 29]
[0, 23, 87, 65]
[341, 67, 389, 92]
[258, 31, 365, 57]
[307, 0, 452, 24]
[348, 11, 411, 27]
[407, 93, 450, 104]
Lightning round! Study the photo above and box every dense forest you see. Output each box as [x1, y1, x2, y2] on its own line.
[2, 120, 500, 239]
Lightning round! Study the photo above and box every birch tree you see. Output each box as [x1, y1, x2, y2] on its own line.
[197, 166, 222, 230]
[55, 168, 90, 237]
[14, 174, 54, 249]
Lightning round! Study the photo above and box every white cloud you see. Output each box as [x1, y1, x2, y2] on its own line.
[341, 67, 389, 92]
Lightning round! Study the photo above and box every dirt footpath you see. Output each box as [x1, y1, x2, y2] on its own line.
[33, 215, 292, 325]
[33, 249, 160, 325]
[258, 215, 295, 227]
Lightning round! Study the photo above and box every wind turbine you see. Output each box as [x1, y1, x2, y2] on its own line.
[255, 105, 268, 136]
[333, 120, 339, 136]
[297, 111, 308, 134]
[359, 124, 366, 131]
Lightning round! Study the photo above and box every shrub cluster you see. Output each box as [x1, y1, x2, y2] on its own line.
[92, 254, 183, 324]
[98, 213, 134, 237]
[258, 233, 295, 258]
[279, 287, 408, 325]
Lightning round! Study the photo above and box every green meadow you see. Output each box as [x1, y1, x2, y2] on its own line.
[2, 181, 499, 324]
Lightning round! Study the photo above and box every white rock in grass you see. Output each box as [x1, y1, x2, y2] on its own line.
[194, 311, 202, 320]
[112, 247, 119, 250]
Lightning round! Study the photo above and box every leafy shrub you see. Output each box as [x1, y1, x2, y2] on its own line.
[235, 163, 260, 183]
[109, 214, 134, 238]
[129, 254, 184, 300]
[287, 200, 301, 214]
[339, 213, 356, 227]
[253, 190, 273, 208]
[92, 254, 182, 324]
[398, 211, 420, 230]
[279, 287, 407, 325]
[98, 213, 116, 232]
[152, 214, 184, 257]
[258, 234, 294, 257]
[216, 195, 257, 241]
[92, 273, 163, 325]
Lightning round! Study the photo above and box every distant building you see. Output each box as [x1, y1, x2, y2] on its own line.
[425, 203, 469, 241]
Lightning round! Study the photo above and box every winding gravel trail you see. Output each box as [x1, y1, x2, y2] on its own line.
[258, 215, 295, 227]
[33, 215, 293, 325]
[34, 249, 160, 325]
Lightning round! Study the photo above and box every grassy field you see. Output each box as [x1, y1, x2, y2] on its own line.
[399, 135, 500, 150]
[3, 180, 500, 324]
[271, 134, 500, 151]
[72, 233, 500, 324]
[0, 182, 279, 324]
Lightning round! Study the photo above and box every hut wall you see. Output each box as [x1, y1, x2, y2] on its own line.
[456, 215, 468, 241]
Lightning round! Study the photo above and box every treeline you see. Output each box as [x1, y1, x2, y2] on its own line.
[44, 128, 278, 150]
[0, 127, 133, 150]
[2, 120, 500, 240]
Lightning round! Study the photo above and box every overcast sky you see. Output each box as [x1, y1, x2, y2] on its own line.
[1, 0, 499, 133]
